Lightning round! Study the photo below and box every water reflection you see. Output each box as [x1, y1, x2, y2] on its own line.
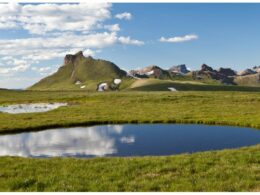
[0, 125, 127, 157]
[0, 124, 259, 158]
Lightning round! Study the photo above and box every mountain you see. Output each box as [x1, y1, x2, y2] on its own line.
[253, 66, 260, 73]
[238, 68, 257, 76]
[29, 51, 127, 91]
[29, 52, 260, 91]
[128, 65, 171, 79]
[188, 64, 236, 85]
[235, 72, 260, 86]
[169, 64, 190, 75]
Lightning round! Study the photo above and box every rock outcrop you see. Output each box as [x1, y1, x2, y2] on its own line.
[169, 64, 190, 74]
[129, 65, 171, 79]
[238, 69, 257, 76]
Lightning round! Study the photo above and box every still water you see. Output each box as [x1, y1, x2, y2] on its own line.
[0, 124, 259, 157]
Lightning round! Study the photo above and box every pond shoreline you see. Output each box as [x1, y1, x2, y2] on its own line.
[0, 119, 259, 135]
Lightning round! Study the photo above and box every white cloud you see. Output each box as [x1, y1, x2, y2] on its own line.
[115, 12, 132, 20]
[0, 2, 112, 34]
[159, 34, 198, 43]
[0, 3, 143, 88]
[0, 56, 30, 76]
[31, 66, 53, 76]
[83, 49, 95, 57]
[118, 36, 144, 46]
[0, 32, 143, 60]
[104, 24, 120, 32]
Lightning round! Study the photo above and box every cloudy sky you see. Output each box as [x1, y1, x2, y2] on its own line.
[1, 3, 260, 89]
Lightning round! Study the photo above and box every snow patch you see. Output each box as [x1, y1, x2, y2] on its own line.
[145, 70, 154, 75]
[168, 87, 178, 92]
[114, 79, 122, 85]
[98, 83, 108, 92]
[0, 103, 67, 114]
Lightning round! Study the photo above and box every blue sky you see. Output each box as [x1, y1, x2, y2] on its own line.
[0, 3, 260, 88]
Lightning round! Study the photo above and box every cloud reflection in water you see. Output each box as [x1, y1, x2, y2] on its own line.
[0, 125, 126, 157]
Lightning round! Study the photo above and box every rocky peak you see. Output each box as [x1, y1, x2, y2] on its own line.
[169, 64, 190, 74]
[253, 66, 260, 73]
[238, 69, 257, 76]
[201, 64, 214, 72]
[64, 51, 85, 65]
[218, 68, 237, 76]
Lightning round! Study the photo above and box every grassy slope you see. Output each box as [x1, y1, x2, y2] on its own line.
[234, 73, 260, 86]
[0, 90, 260, 133]
[0, 145, 259, 191]
[29, 57, 127, 91]
[0, 90, 260, 191]
[129, 79, 260, 92]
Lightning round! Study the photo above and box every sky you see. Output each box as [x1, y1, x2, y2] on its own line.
[0, 3, 260, 89]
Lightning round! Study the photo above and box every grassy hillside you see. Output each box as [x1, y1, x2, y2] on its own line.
[234, 73, 260, 86]
[0, 145, 259, 191]
[0, 90, 260, 133]
[29, 53, 127, 91]
[128, 79, 260, 92]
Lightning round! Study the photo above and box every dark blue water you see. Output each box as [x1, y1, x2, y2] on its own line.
[0, 124, 259, 158]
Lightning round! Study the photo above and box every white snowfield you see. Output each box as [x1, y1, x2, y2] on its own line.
[75, 81, 81, 85]
[114, 78, 122, 85]
[98, 83, 108, 91]
[168, 87, 178, 92]
[145, 70, 154, 75]
[0, 103, 67, 114]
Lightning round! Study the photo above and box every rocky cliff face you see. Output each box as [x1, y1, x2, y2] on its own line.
[64, 51, 84, 65]
[218, 68, 237, 77]
[129, 65, 171, 79]
[190, 64, 236, 84]
[169, 64, 190, 74]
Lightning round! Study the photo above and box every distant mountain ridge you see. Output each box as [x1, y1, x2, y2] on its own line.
[29, 51, 260, 91]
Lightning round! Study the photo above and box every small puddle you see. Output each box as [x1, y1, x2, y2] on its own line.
[0, 103, 67, 114]
[0, 124, 259, 158]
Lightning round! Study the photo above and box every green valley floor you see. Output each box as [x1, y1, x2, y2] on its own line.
[0, 90, 259, 191]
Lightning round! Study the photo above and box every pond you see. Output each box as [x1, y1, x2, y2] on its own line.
[0, 103, 67, 114]
[0, 124, 259, 158]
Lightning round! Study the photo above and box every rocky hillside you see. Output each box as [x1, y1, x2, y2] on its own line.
[128, 65, 171, 79]
[169, 64, 190, 75]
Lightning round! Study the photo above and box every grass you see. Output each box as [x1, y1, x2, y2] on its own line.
[0, 89, 259, 191]
[0, 145, 259, 191]
[0, 90, 260, 133]
[129, 79, 260, 92]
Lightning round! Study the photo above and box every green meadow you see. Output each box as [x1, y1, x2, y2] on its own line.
[0, 89, 259, 191]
